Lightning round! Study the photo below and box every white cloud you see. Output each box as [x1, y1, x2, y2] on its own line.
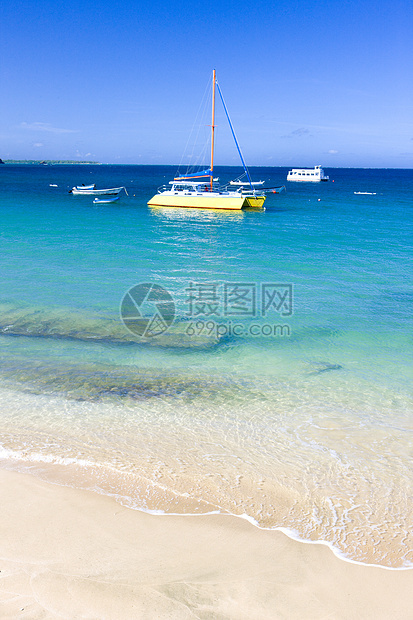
[20, 122, 79, 134]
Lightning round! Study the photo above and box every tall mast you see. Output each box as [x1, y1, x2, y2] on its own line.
[210, 69, 216, 190]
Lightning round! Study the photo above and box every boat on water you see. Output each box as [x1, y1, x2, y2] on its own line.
[148, 71, 266, 211]
[75, 184, 96, 190]
[231, 177, 286, 195]
[70, 186, 127, 196]
[93, 196, 120, 204]
[287, 165, 329, 182]
[150, 178, 266, 210]
[229, 179, 264, 186]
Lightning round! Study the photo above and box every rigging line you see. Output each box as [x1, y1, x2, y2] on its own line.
[215, 81, 254, 193]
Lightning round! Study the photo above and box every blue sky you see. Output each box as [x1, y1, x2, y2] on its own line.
[1, 0, 412, 167]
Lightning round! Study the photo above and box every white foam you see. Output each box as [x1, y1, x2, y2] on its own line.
[0, 446, 98, 469]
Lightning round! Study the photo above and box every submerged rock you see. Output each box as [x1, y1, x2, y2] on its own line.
[0, 357, 251, 405]
[0, 302, 221, 350]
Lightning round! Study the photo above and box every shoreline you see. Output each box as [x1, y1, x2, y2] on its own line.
[1, 468, 413, 619]
[1, 457, 412, 574]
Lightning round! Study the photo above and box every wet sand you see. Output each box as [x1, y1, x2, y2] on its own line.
[0, 468, 412, 619]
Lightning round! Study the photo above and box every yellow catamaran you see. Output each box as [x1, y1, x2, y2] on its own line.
[148, 71, 266, 210]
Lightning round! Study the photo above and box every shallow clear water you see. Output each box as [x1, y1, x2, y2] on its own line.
[0, 164, 412, 567]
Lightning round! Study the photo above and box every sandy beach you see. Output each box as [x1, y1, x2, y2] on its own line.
[0, 469, 412, 619]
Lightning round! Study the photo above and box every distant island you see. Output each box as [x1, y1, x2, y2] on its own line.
[2, 160, 100, 165]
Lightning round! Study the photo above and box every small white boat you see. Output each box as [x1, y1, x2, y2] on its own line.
[354, 192, 376, 195]
[93, 196, 120, 204]
[70, 186, 127, 196]
[75, 184, 96, 190]
[287, 165, 329, 182]
[229, 179, 264, 186]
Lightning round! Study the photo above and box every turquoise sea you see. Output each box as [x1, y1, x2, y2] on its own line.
[0, 164, 412, 567]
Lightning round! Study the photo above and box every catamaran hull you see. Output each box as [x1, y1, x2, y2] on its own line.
[147, 194, 248, 210]
[243, 196, 266, 207]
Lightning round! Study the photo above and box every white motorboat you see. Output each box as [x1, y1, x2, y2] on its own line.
[287, 165, 329, 182]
